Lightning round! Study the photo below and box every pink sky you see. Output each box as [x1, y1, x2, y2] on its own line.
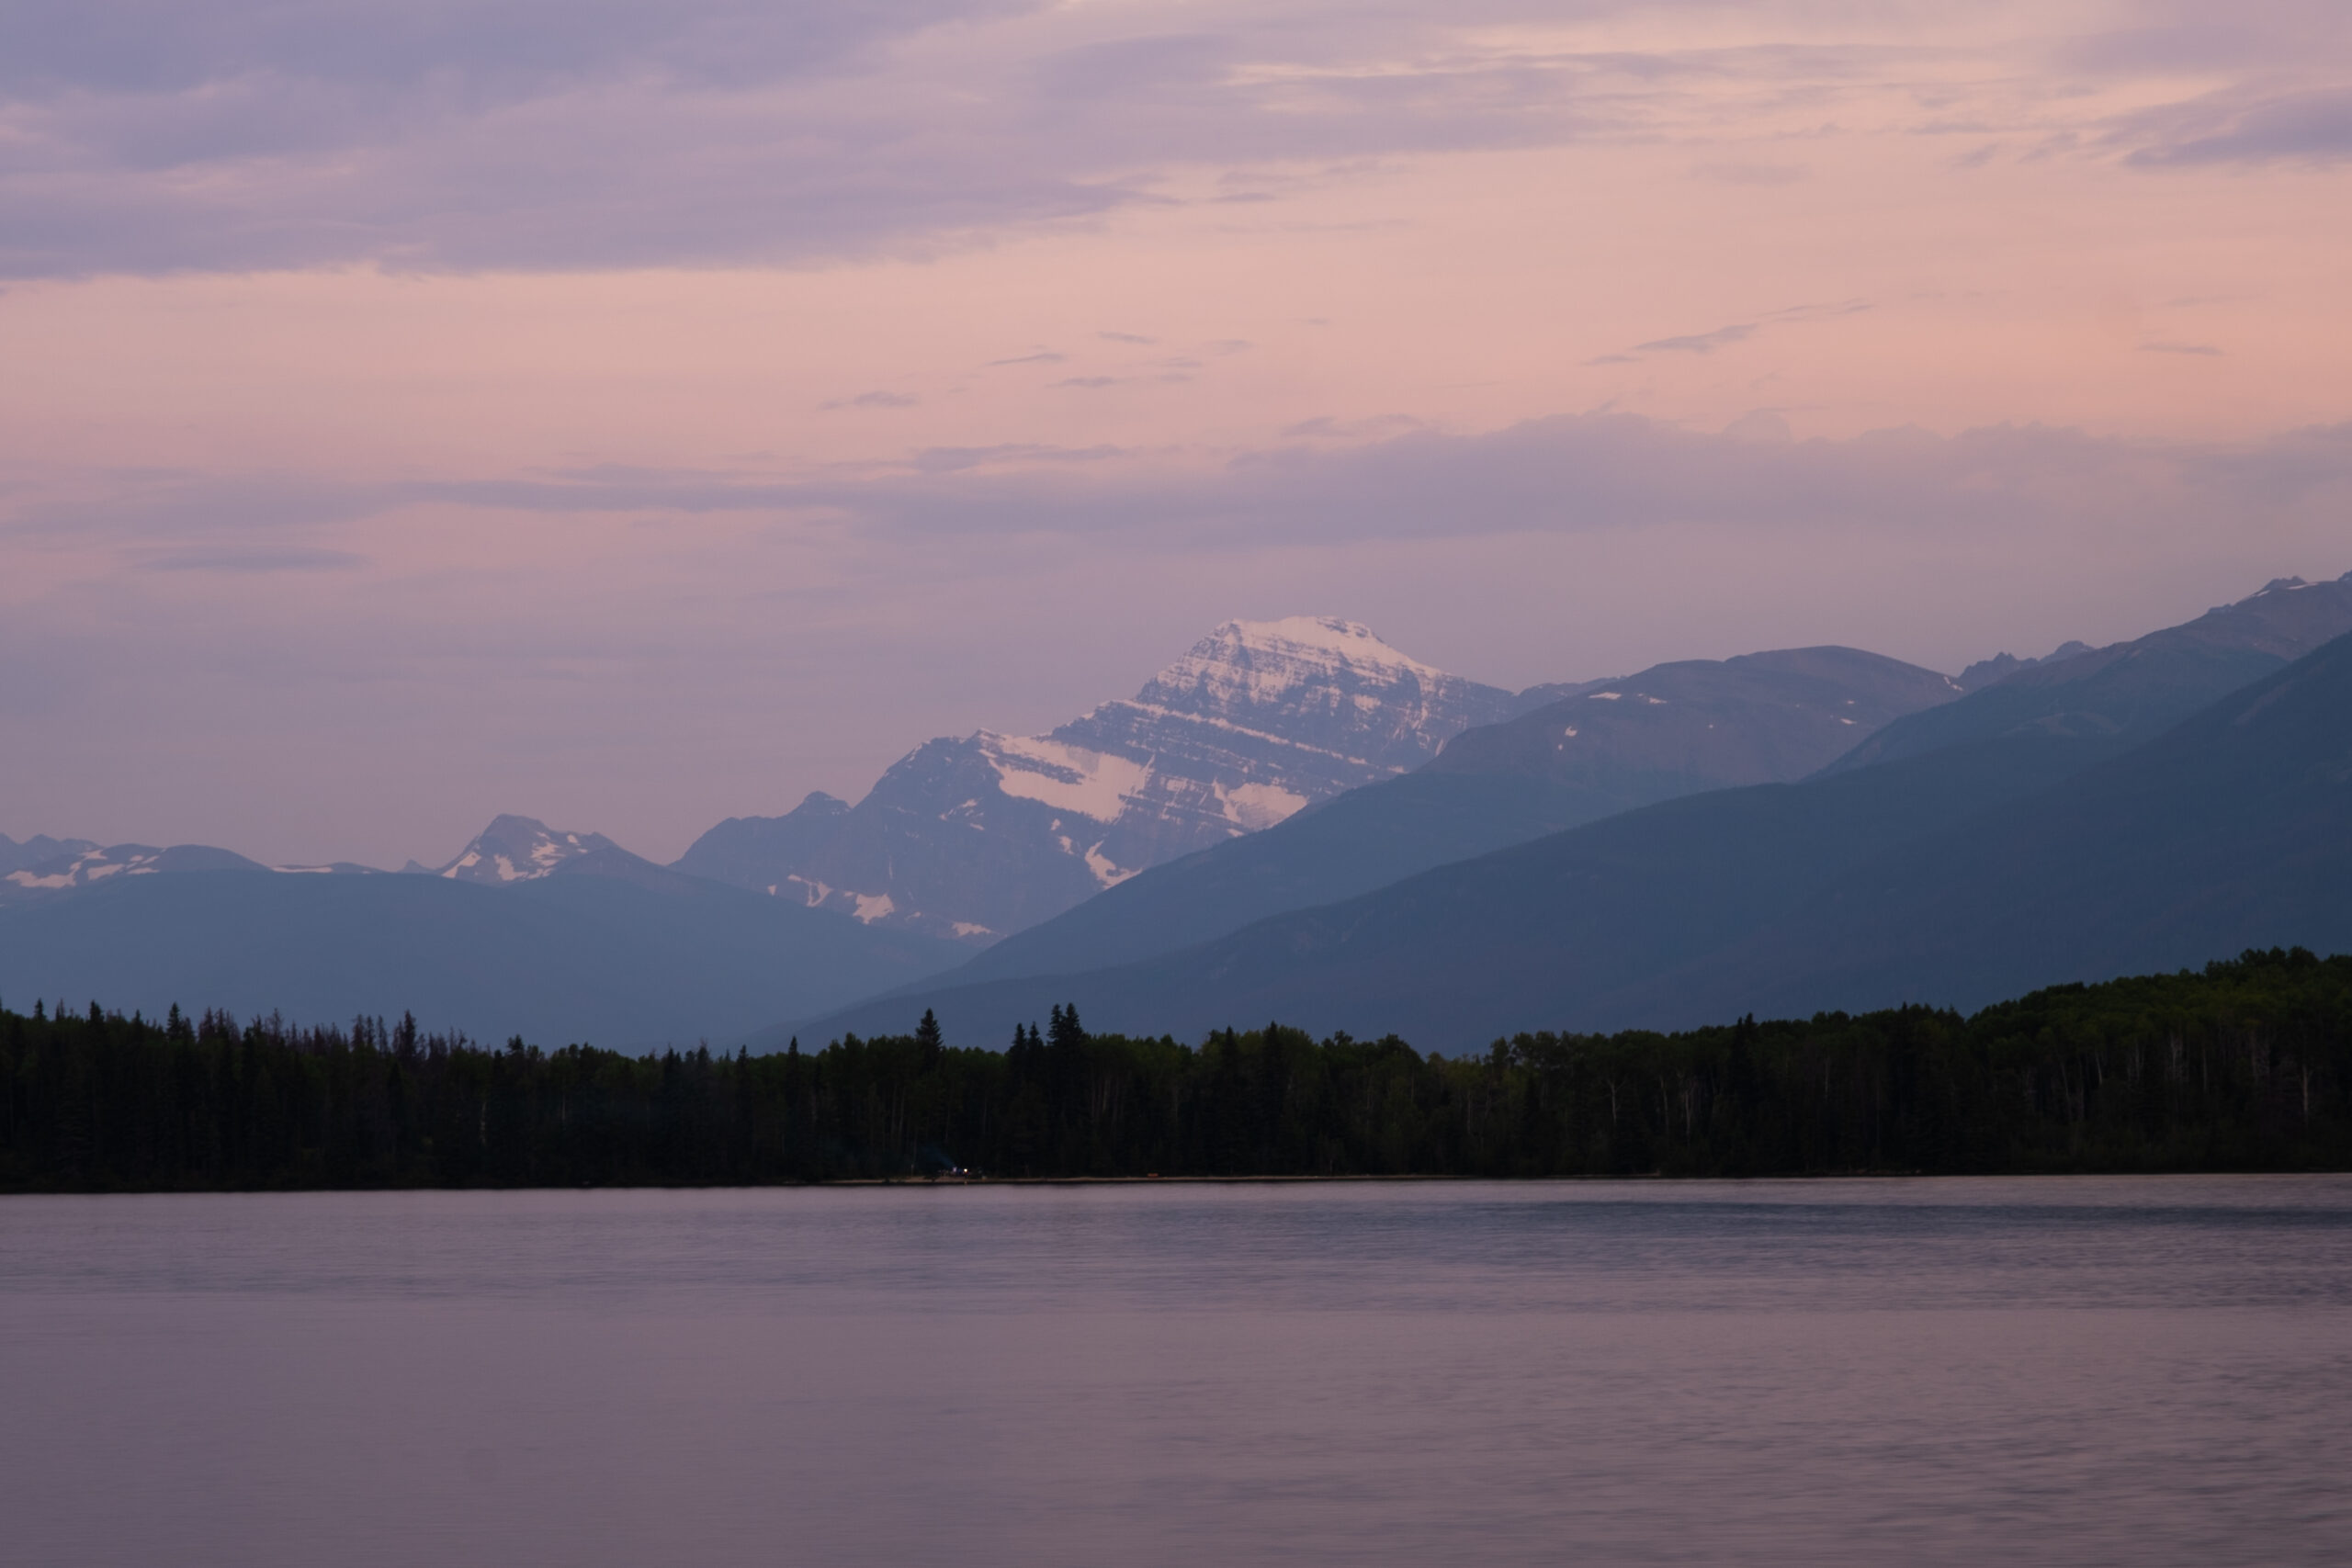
[4, 0, 2350, 866]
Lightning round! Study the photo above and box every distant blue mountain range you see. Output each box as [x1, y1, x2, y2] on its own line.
[6, 574, 2348, 1052]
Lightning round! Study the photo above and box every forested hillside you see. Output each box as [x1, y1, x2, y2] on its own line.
[3, 949, 2346, 1190]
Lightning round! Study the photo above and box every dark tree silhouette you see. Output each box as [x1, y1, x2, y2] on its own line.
[2, 949, 2347, 1190]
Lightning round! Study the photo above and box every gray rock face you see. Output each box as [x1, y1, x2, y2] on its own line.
[676, 617, 1519, 942]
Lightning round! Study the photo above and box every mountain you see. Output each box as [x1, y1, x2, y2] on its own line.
[803, 572, 2352, 1050]
[795, 737, 2097, 1051]
[1419, 645, 1959, 790]
[1623, 626, 2352, 1022]
[1826, 573, 2352, 774]
[672, 616, 1525, 942]
[1956, 640, 2092, 692]
[0, 863, 965, 1050]
[2, 842, 271, 904]
[672, 793, 851, 892]
[421, 812, 756, 899]
[912, 646, 1961, 990]
[0, 835, 98, 876]
[434, 814, 619, 882]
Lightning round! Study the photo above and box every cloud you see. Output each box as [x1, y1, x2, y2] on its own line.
[2140, 341, 2221, 355]
[25, 0, 2321, 277]
[1767, 299, 1871, 323]
[0, 0, 1639, 276]
[1099, 331, 1157, 344]
[1631, 322, 1757, 355]
[1601, 300, 1865, 364]
[136, 546, 368, 573]
[2122, 87, 2352, 166]
[1278, 414, 1430, 439]
[29, 415, 2352, 566]
[1720, 409, 1792, 444]
[987, 352, 1069, 367]
[1690, 161, 1808, 184]
[906, 443, 1128, 472]
[821, 390, 919, 409]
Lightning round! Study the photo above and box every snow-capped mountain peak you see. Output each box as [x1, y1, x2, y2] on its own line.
[1137, 616, 1454, 723]
[673, 615, 1520, 942]
[436, 816, 616, 884]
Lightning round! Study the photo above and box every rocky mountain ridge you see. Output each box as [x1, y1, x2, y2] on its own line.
[675, 616, 1528, 942]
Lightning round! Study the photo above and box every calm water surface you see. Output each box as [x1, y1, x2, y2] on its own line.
[5, 1178, 2350, 1566]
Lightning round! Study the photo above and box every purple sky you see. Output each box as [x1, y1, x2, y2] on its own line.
[4, 0, 2350, 867]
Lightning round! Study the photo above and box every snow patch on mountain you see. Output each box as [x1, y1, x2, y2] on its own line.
[983, 733, 1152, 823]
[1220, 780, 1309, 832]
[0, 835, 100, 877]
[437, 816, 616, 884]
[0, 842, 273, 900]
[3, 845, 164, 890]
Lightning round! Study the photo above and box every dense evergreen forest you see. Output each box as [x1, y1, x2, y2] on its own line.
[3, 948, 2348, 1190]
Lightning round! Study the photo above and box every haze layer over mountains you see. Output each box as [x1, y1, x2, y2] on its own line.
[5, 573, 2348, 1050]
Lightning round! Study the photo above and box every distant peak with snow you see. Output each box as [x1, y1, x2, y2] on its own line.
[0, 841, 270, 901]
[0, 833, 100, 878]
[684, 613, 1520, 943]
[437, 815, 616, 884]
[1221, 616, 1441, 671]
[1138, 617, 1454, 718]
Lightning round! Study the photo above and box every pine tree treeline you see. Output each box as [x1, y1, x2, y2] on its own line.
[2, 950, 2348, 1191]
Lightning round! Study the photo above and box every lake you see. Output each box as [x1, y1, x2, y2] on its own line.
[5, 1178, 2349, 1566]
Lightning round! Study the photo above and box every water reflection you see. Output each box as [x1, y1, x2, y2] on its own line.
[5, 1178, 2349, 1566]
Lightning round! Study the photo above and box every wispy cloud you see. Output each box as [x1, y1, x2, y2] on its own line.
[15, 0, 2333, 278]
[62, 411, 2340, 551]
[1690, 161, 1808, 185]
[906, 443, 1129, 472]
[2121, 86, 2352, 166]
[1632, 323, 1758, 355]
[136, 546, 368, 573]
[1601, 299, 1869, 364]
[820, 390, 919, 409]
